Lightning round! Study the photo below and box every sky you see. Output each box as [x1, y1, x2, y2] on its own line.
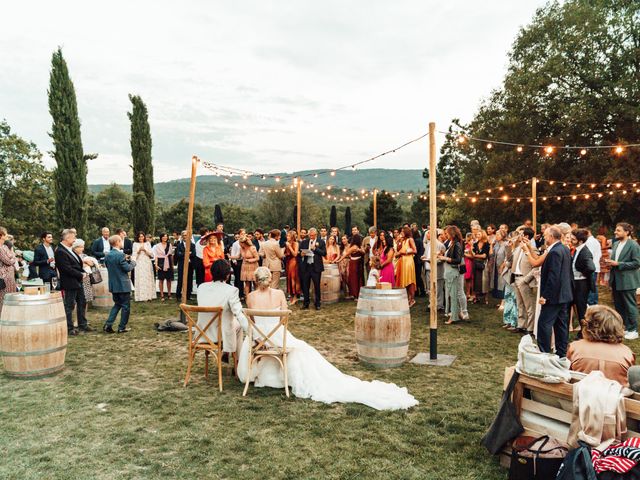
[0, 1, 549, 184]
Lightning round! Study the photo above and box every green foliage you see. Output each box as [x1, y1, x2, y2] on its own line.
[86, 184, 132, 237]
[48, 47, 93, 237]
[128, 94, 155, 234]
[158, 198, 210, 234]
[0, 120, 56, 248]
[363, 190, 403, 231]
[409, 193, 428, 225]
[441, 0, 640, 227]
[217, 202, 257, 233]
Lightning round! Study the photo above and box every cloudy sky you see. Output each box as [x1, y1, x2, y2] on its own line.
[1, 1, 548, 184]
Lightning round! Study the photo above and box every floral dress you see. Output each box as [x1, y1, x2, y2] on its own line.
[0, 244, 17, 310]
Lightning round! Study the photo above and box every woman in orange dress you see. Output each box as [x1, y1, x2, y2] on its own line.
[395, 226, 417, 307]
[240, 235, 260, 297]
[324, 235, 340, 263]
[285, 230, 301, 304]
[202, 232, 226, 283]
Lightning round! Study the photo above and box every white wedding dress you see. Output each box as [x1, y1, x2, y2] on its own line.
[237, 310, 418, 411]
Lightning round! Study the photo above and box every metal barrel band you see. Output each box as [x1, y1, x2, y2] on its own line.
[358, 354, 406, 367]
[5, 364, 65, 378]
[0, 316, 66, 326]
[359, 295, 405, 301]
[355, 309, 410, 317]
[356, 339, 409, 348]
[3, 298, 62, 306]
[359, 288, 407, 295]
[0, 344, 67, 357]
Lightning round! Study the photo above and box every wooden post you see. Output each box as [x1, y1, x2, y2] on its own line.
[181, 156, 198, 307]
[296, 177, 302, 236]
[373, 188, 378, 229]
[428, 122, 438, 360]
[532, 176, 537, 233]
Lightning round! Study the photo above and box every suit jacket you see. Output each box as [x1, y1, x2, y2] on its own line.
[196, 281, 248, 353]
[33, 243, 57, 281]
[104, 249, 135, 293]
[174, 240, 196, 265]
[609, 240, 640, 291]
[54, 245, 85, 290]
[122, 238, 133, 256]
[573, 245, 596, 292]
[510, 246, 535, 280]
[540, 242, 573, 304]
[259, 239, 284, 272]
[91, 236, 110, 260]
[298, 238, 326, 273]
[363, 235, 377, 264]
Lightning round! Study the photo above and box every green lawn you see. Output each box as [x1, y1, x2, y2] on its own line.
[0, 290, 627, 479]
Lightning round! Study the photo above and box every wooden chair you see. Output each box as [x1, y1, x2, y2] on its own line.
[179, 304, 224, 392]
[242, 308, 293, 398]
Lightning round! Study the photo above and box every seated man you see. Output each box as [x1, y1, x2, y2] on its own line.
[196, 259, 248, 369]
[568, 305, 635, 386]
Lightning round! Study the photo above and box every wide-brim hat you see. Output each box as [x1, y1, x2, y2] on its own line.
[199, 231, 225, 245]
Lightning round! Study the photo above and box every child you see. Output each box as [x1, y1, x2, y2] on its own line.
[366, 256, 381, 287]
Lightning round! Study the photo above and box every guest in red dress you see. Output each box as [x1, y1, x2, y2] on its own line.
[285, 230, 301, 304]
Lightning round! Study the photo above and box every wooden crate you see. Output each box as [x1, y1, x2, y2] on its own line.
[499, 366, 640, 468]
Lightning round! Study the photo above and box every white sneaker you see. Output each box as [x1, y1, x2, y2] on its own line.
[461, 312, 470, 321]
[625, 331, 639, 340]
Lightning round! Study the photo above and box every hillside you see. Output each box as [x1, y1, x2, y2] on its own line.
[90, 168, 425, 207]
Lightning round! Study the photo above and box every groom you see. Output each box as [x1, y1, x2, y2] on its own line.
[299, 227, 326, 310]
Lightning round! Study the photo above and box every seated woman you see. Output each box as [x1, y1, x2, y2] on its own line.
[567, 305, 635, 386]
[238, 267, 418, 411]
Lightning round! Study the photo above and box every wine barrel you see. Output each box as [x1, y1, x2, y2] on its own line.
[0, 291, 67, 378]
[355, 287, 411, 368]
[321, 263, 341, 304]
[92, 266, 113, 308]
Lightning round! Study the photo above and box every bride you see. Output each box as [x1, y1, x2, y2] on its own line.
[237, 267, 418, 411]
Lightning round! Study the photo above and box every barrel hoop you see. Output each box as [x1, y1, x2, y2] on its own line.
[359, 288, 408, 296]
[0, 344, 67, 357]
[0, 316, 66, 326]
[3, 298, 63, 307]
[356, 339, 409, 348]
[4, 364, 65, 378]
[355, 309, 410, 317]
[358, 295, 407, 301]
[358, 354, 406, 367]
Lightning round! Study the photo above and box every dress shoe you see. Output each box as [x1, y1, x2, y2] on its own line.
[79, 325, 96, 333]
[103, 325, 115, 334]
[315, 305, 321, 311]
[302, 305, 310, 310]
[117, 327, 131, 334]
[68, 329, 79, 336]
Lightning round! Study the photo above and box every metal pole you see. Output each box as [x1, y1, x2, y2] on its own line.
[181, 156, 198, 309]
[428, 123, 438, 360]
[296, 177, 302, 237]
[532, 176, 537, 233]
[373, 188, 378, 229]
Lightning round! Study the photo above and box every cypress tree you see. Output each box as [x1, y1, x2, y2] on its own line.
[329, 205, 337, 228]
[48, 47, 93, 237]
[128, 94, 155, 234]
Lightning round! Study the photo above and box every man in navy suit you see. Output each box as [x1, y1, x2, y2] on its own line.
[537, 225, 574, 357]
[91, 227, 111, 263]
[33, 231, 57, 286]
[174, 230, 195, 302]
[298, 227, 326, 310]
[104, 235, 136, 333]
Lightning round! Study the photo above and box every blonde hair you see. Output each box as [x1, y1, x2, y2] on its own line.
[0, 227, 7, 238]
[582, 305, 624, 344]
[254, 266, 272, 289]
[370, 256, 381, 270]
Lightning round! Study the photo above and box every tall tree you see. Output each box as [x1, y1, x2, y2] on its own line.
[48, 47, 94, 237]
[87, 184, 133, 235]
[363, 190, 403, 231]
[214, 204, 224, 225]
[344, 207, 352, 234]
[329, 205, 337, 228]
[128, 94, 155, 234]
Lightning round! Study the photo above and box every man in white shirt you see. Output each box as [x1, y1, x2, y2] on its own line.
[229, 229, 245, 292]
[585, 229, 602, 305]
[363, 226, 378, 277]
[91, 227, 111, 263]
[194, 227, 208, 286]
[423, 228, 445, 310]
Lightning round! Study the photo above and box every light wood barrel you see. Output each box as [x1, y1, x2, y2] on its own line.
[0, 292, 67, 378]
[321, 263, 341, 304]
[355, 288, 411, 368]
[92, 266, 113, 308]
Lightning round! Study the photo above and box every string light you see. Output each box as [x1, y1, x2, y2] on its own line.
[486, 143, 493, 150]
[544, 146, 554, 155]
[516, 146, 523, 153]
[615, 146, 624, 154]
[580, 149, 587, 156]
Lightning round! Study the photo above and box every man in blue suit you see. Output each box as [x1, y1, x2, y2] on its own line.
[33, 231, 57, 286]
[537, 225, 574, 357]
[104, 235, 136, 333]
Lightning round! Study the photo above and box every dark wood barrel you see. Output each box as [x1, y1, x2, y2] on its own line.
[354, 287, 411, 368]
[0, 292, 67, 378]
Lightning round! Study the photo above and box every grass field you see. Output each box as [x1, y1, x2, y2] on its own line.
[0, 289, 628, 480]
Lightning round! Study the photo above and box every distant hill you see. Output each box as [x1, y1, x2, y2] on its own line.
[90, 168, 425, 207]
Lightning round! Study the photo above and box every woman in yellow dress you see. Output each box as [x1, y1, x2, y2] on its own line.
[395, 226, 417, 307]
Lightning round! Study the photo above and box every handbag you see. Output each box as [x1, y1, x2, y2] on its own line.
[0, 278, 5, 290]
[556, 442, 597, 480]
[481, 371, 524, 455]
[89, 266, 103, 285]
[474, 259, 486, 270]
[458, 263, 467, 275]
[508, 435, 568, 480]
[515, 335, 571, 383]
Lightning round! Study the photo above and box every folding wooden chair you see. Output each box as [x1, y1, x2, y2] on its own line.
[242, 308, 293, 398]
[179, 304, 224, 392]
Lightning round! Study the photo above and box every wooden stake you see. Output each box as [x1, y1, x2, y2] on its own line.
[428, 122, 438, 359]
[373, 188, 378, 229]
[532, 176, 537, 232]
[181, 156, 198, 306]
[296, 177, 302, 236]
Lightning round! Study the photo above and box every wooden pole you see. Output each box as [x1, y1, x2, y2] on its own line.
[532, 176, 537, 233]
[373, 188, 378, 229]
[428, 122, 438, 360]
[181, 156, 198, 307]
[296, 177, 302, 236]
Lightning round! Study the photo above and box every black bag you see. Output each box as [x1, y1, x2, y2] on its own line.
[458, 263, 467, 275]
[475, 259, 486, 271]
[508, 435, 568, 480]
[481, 371, 524, 455]
[89, 266, 103, 285]
[555, 442, 597, 480]
[0, 278, 5, 290]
